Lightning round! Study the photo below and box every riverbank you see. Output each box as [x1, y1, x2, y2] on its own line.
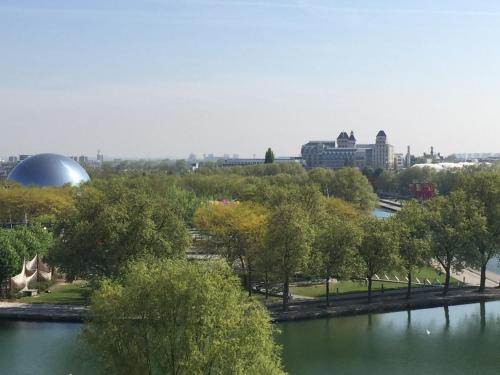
[268, 287, 500, 322]
[0, 302, 85, 322]
[2, 286, 500, 323]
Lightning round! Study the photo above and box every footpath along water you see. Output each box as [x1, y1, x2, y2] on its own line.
[2, 302, 500, 374]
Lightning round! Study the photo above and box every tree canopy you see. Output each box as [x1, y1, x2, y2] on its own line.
[49, 180, 191, 281]
[84, 258, 285, 375]
[312, 215, 362, 305]
[358, 217, 399, 302]
[266, 202, 313, 309]
[0, 184, 74, 224]
[392, 201, 431, 298]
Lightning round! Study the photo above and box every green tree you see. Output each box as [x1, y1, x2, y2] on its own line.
[434, 170, 461, 196]
[376, 170, 397, 193]
[323, 197, 362, 220]
[308, 168, 335, 197]
[358, 217, 399, 302]
[460, 171, 500, 291]
[392, 202, 431, 299]
[264, 148, 275, 164]
[49, 181, 191, 281]
[11, 224, 54, 260]
[254, 241, 278, 300]
[84, 259, 285, 375]
[0, 231, 20, 295]
[266, 203, 312, 310]
[395, 167, 436, 196]
[313, 216, 362, 306]
[329, 168, 377, 210]
[427, 191, 482, 294]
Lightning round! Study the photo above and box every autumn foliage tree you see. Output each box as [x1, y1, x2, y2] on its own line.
[193, 202, 269, 295]
[0, 184, 74, 224]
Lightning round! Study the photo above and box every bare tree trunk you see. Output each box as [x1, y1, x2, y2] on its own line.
[368, 277, 373, 303]
[406, 270, 412, 299]
[480, 301, 486, 333]
[265, 271, 269, 300]
[247, 266, 252, 297]
[443, 266, 451, 295]
[282, 275, 289, 311]
[479, 263, 487, 292]
[326, 276, 330, 307]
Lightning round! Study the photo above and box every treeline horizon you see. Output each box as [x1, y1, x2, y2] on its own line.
[1, 163, 499, 307]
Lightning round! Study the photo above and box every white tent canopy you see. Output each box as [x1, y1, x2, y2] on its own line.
[10, 255, 52, 292]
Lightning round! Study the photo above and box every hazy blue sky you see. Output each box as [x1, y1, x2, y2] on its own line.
[2, 0, 500, 159]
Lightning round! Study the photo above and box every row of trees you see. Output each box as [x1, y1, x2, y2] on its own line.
[194, 180, 500, 309]
[4, 166, 500, 307]
[0, 183, 74, 224]
[363, 163, 500, 197]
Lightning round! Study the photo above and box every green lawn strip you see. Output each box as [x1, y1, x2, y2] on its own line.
[290, 266, 458, 299]
[20, 282, 91, 305]
[251, 293, 282, 304]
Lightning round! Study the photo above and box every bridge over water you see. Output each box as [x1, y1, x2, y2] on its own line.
[378, 199, 402, 212]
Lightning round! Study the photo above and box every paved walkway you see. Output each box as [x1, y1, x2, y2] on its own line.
[430, 260, 500, 288]
[453, 268, 500, 288]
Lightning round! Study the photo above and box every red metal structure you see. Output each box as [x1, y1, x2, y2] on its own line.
[409, 182, 435, 200]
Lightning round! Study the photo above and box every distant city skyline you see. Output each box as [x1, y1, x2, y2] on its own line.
[3, 1, 500, 158]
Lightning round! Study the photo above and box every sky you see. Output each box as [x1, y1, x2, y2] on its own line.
[2, 0, 500, 159]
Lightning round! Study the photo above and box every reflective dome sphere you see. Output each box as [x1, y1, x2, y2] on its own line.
[7, 153, 90, 187]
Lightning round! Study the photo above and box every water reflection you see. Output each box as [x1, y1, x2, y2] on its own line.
[480, 301, 486, 334]
[1, 302, 499, 375]
[278, 301, 500, 375]
[444, 305, 450, 332]
[0, 322, 94, 375]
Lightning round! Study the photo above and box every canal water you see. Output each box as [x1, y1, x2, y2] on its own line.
[0, 321, 95, 375]
[1, 302, 500, 374]
[278, 301, 500, 375]
[372, 207, 393, 219]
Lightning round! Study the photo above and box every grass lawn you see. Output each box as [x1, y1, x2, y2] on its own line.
[251, 293, 282, 304]
[290, 266, 458, 299]
[20, 281, 92, 305]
